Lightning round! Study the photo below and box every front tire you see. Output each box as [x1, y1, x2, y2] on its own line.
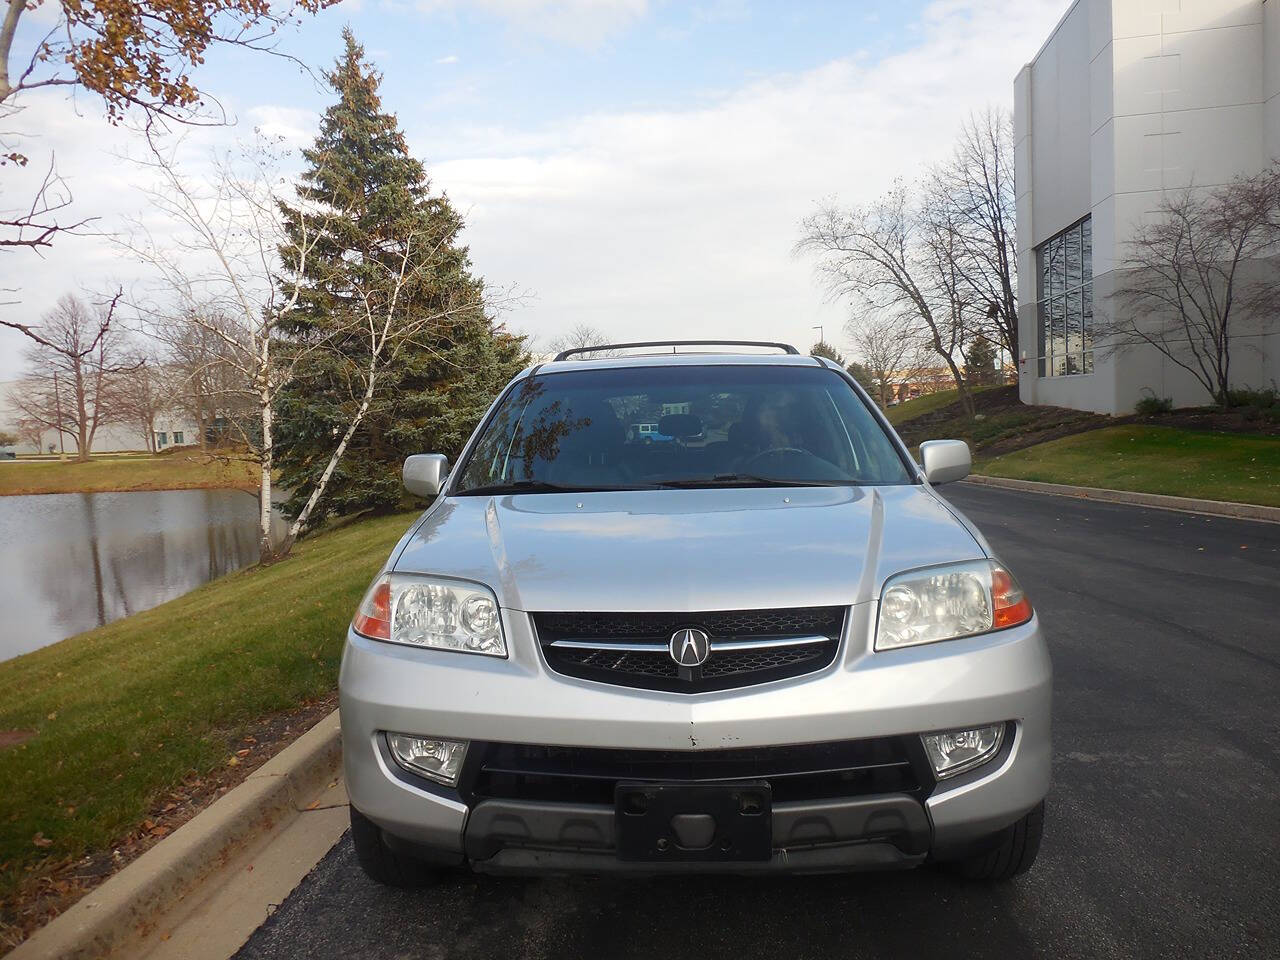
[349, 807, 444, 888]
[942, 801, 1044, 881]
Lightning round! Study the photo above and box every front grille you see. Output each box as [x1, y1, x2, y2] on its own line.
[471, 739, 923, 805]
[534, 607, 845, 693]
[537, 608, 844, 640]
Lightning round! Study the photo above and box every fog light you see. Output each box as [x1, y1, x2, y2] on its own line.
[921, 724, 1005, 779]
[387, 733, 468, 785]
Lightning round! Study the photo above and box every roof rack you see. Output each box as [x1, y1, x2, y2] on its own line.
[552, 340, 801, 362]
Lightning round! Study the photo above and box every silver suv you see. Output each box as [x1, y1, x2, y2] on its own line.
[340, 342, 1051, 884]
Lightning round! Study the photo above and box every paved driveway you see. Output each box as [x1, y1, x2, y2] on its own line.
[236, 484, 1280, 959]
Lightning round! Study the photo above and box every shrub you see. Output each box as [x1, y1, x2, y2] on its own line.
[1135, 391, 1174, 416]
[1226, 386, 1279, 410]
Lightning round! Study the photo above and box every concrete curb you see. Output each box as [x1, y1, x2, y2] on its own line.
[10, 710, 343, 960]
[964, 474, 1280, 523]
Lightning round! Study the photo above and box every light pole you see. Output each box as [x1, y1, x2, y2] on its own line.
[812, 324, 824, 347]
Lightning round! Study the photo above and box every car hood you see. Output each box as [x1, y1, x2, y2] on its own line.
[392, 485, 985, 612]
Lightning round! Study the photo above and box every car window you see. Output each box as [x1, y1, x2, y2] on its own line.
[454, 365, 912, 492]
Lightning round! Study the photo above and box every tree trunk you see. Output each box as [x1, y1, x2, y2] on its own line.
[947, 358, 975, 417]
[74, 365, 91, 462]
[281, 371, 378, 554]
[258, 354, 275, 564]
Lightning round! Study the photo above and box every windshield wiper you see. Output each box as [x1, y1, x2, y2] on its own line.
[454, 479, 655, 496]
[656, 473, 844, 489]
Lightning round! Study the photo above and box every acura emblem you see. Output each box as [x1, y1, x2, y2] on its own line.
[670, 628, 711, 667]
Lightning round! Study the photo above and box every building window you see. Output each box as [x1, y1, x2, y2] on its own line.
[1036, 216, 1093, 377]
[156, 432, 167, 447]
[173, 431, 184, 445]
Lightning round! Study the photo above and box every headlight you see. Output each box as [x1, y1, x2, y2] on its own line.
[874, 559, 1032, 651]
[352, 574, 507, 657]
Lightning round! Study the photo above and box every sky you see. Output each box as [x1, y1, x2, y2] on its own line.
[0, 0, 1070, 379]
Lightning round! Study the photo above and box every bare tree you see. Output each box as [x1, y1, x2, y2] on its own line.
[928, 108, 1019, 365]
[1104, 170, 1280, 408]
[6, 292, 131, 459]
[13, 416, 44, 451]
[799, 184, 976, 416]
[847, 310, 931, 408]
[114, 346, 175, 452]
[546, 323, 619, 358]
[158, 306, 248, 450]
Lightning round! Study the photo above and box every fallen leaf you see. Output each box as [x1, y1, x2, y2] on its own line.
[235, 748, 251, 757]
[149, 825, 170, 838]
[32, 833, 52, 848]
[227, 755, 240, 767]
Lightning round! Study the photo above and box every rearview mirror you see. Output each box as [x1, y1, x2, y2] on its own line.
[403, 454, 450, 498]
[920, 440, 971, 486]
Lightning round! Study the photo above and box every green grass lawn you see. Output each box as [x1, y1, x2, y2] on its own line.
[0, 454, 259, 496]
[883, 386, 1003, 426]
[0, 512, 414, 906]
[977, 425, 1280, 506]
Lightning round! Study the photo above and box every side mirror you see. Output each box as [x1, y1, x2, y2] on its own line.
[920, 439, 971, 486]
[403, 454, 450, 498]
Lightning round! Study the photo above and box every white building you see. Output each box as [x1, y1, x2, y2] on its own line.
[1014, 0, 1280, 414]
[0, 380, 198, 455]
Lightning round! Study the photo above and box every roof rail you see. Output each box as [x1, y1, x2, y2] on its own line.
[552, 340, 801, 362]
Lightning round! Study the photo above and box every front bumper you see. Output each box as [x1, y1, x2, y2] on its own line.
[339, 604, 1052, 873]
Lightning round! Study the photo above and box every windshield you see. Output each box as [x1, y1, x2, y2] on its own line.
[453, 365, 913, 493]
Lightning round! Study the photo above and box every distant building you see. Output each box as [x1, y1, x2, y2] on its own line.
[885, 368, 957, 405]
[883, 366, 1013, 405]
[0, 380, 199, 456]
[1014, 0, 1280, 414]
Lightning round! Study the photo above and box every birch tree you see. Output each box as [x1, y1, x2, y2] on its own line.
[275, 228, 486, 554]
[123, 136, 338, 561]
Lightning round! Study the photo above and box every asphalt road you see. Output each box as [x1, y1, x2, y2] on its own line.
[236, 485, 1280, 960]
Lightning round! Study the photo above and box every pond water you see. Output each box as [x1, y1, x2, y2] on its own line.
[0, 489, 286, 662]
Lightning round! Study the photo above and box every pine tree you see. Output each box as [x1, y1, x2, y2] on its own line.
[275, 29, 526, 524]
[964, 337, 998, 386]
[809, 340, 846, 365]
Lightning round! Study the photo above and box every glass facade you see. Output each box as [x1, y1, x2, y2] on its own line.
[1035, 216, 1093, 377]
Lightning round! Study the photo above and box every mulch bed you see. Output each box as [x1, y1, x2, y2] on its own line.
[0, 691, 339, 952]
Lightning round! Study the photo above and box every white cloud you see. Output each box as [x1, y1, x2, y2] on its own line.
[411, 0, 1066, 356]
[435, 54, 461, 64]
[246, 105, 320, 149]
[415, 0, 649, 47]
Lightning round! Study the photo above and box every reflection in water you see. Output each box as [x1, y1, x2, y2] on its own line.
[0, 489, 286, 661]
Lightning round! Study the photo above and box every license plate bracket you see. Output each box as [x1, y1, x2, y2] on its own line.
[614, 781, 772, 862]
